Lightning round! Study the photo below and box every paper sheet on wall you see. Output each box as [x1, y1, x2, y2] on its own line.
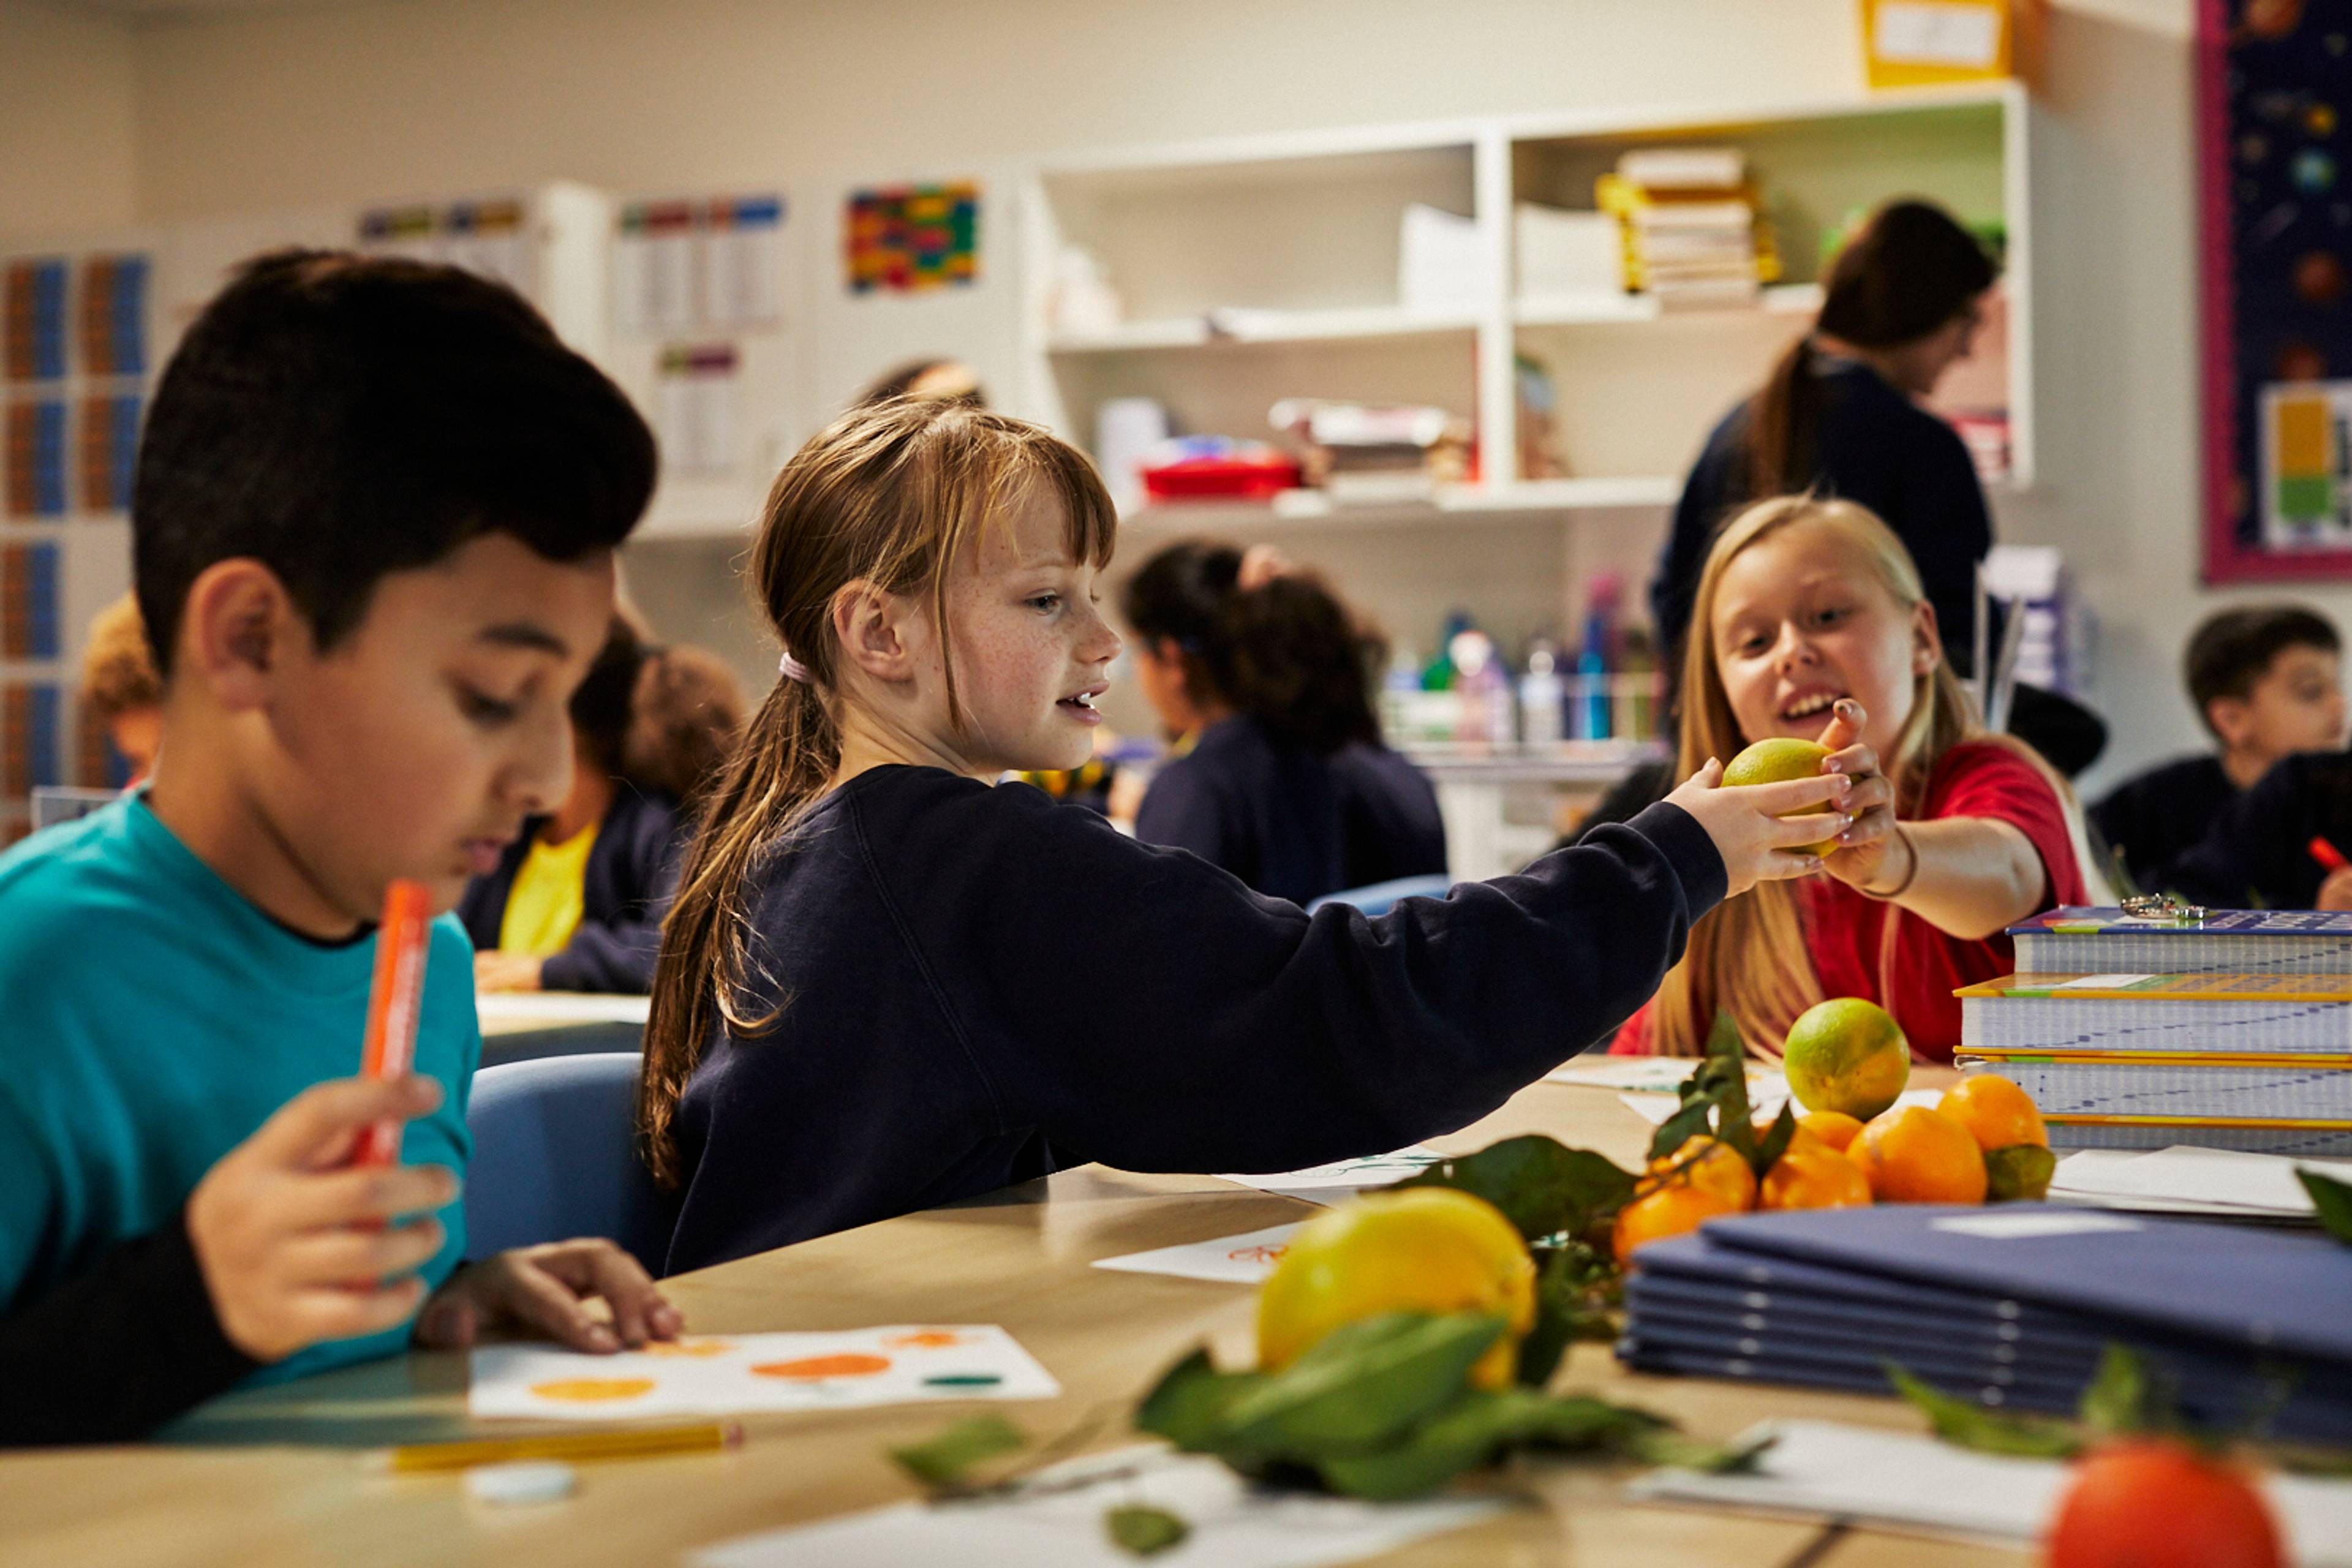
[469, 1327, 1058, 1421]
[1090, 1224, 1302, 1285]
[690, 1445, 1501, 1568]
[1631, 1419, 2352, 1566]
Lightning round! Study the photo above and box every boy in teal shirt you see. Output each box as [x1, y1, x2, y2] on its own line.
[0, 251, 677, 1444]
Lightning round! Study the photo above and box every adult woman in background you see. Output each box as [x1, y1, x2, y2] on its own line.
[1123, 540, 1446, 905]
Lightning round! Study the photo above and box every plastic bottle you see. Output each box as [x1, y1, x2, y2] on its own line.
[1572, 577, 1622, 742]
[1519, 636, 1565, 746]
[1449, 627, 1513, 746]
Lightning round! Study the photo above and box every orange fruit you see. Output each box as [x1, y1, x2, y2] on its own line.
[1753, 1117, 1826, 1153]
[1648, 1135, 1758, 1211]
[1797, 1110, 1866, 1152]
[2046, 1440, 2283, 1568]
[1938, 1074, 2049, 1152]
[1847, 1105, 1989, 1204]
[1257, 1188, 1537, 1392]
[1782, 998, 1912, 1120]
[1760, 1145, 1874, 1210]
[1722, 737, 1839, 854]
[1613, 1182, 1744, 1267]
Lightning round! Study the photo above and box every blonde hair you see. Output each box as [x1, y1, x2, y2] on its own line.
[638, 398, 1117, 1188]
[1651, 494, 2099, 1058]
[80, 592, 160, 722]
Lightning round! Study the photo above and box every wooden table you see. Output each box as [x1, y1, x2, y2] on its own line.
[0, 1075, 2022, 1567]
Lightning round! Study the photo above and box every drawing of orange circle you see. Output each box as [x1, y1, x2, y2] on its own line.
[529, 1378, 657, 1402]
[644, 1338, 734, 1358]
[881, 1332, 966, 1349]
[750, 1354, 892, 1380]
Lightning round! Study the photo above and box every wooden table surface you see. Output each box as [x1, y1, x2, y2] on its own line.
[0, 1071, 2024, 1568]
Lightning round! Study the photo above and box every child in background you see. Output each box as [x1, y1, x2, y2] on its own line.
[638, 399, 1852, 1273]
[78, 592, 162, 784]
[2092, 606, 2345, 891]
[0, 252, 676, 1446]
[1617, 494, 2097, 1063]
[464, 617, 744, 994]
[1121, 538, 1446, 905]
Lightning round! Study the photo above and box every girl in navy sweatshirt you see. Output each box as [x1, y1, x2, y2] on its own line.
[638, 399, 1860, 1273]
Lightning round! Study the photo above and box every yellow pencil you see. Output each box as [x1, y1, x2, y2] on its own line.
[370, 1420, 744, 1473]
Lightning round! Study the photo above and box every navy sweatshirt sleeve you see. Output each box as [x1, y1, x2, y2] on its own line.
[538, 794, 685, 994]
[856, 771, 1725, 1174]
[1132, 753, 1238, 876]
[0, 1208, 258, 1446]
[2162, 752, 2352, 908]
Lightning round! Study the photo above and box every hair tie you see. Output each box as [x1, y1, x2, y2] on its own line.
[777, 648, 813, 684]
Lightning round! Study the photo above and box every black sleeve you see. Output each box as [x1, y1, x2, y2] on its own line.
[1133, 760, 1237, 872]
[871, 780, 1726, 1177]
[1894, 420, 1994, 676]
[0, 1208, 258, 1446]
[1654, 434, 1744, 674]
[2160, 755, 2335, 908]
[540, 816, 685, 995]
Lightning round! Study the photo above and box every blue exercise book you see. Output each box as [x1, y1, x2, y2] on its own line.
[2011, 907, 2352, 974]
[1693, 1206, 2352, 1367]
[1626, 1227, 2090, 1334]
[1623, 1275, 2107, 1371]
[1619, 1305, 2092, 1393]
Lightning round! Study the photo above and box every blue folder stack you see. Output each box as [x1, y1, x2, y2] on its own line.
[1618, 1205, 2352, 1443]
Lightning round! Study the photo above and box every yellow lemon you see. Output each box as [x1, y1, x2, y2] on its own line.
[1257, 1187, 1536, 1392]
[1723, 737, 1838, 854]
[1782, 997, 1911, 1120]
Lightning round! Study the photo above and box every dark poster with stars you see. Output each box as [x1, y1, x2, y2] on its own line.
[2202, 0, 2352, 580]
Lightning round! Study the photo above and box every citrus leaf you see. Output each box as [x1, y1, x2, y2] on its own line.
[1886, 1363, 2081, 1458]
[1135, 1349, 1266, 1452]
[888, 1414, 1029, 1487]
[1751, 1103, 1798, 1178]
[1986, 1145, 2057, 1203]
[1218, 1311, 1505, 1454]
[1104, 1504, 1190, 1556]
[1395, 1134, 1638, 1241]
[2299, 1167, 2352, 1245]
[2078, 1343, 2179, 1439]
[1311, 1387, 1677, 1501]
[1623, 1425, 1776, 1473]
[1648, 1097, 1716, 1164]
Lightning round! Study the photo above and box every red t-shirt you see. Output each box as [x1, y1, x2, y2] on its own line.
[1612, 741, 2084, 1061]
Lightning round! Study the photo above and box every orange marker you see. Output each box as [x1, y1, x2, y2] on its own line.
[356, 878, 432, 1167]
[2312, 837, 2351, 875]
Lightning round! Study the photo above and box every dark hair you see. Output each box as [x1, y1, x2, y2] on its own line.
[134, 249, 657, 675]
[857, 358, 985, 408]
[1746, 200, 1998, 497]
[1121, 539, 1381, 754]
[570, 618, 649, 779]
[570, 617, 748, 806]
[2185, 606, 2343, 736]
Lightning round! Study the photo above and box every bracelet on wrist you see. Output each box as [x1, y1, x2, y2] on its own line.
[1863, 824, 1918, 902]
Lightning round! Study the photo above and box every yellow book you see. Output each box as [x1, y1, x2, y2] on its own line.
[1954, 973, 2352, 1003]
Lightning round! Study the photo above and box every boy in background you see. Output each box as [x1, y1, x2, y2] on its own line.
[2092, 606, 2345, 891]
[1, 251, 676, 1446]
[78, 592, 162, 784]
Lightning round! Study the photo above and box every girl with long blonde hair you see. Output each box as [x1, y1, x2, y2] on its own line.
[638, 398, 1852, 1273]
[1630, 494, 2099, 1061]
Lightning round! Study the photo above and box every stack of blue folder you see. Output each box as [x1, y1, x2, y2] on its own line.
[1618, 1205, 2352, 1443]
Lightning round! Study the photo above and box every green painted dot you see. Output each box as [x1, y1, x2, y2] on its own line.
[921, 1373, 1003, 1387]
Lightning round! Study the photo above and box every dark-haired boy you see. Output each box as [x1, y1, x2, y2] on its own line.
[2092, 606, 2345, 892]
[0, 251, 677, 1446]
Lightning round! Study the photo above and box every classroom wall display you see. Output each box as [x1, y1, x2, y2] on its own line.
[1, 683, 61, 804]
[4, 259, 69, 383]
[655, 344, 742, 475]
[2199, 0, 2352, 580]
[4, 401, 67, 519]
[612, 195, 785, 334]
[357, 199, 534, 295]
[843, 182, 979, 294]
[1, 542, 61, 660]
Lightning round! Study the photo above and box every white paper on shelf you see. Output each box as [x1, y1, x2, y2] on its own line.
[475, 992, 650, 1027]
[1631, 1420, 2352, 1567]
[691, 1445, 1502, 1568]
[1090, 1223, 1302, 1284]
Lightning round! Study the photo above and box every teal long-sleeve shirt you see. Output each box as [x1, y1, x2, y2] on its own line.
[0, 794, 476, 1389]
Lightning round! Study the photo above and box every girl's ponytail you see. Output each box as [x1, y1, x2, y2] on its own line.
[1744, 333, 1823, 501]
[624, 644, 748, 809]
[1221, 573, 1382, 754]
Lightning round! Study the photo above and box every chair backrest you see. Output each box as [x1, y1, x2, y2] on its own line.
[465, 1052, 673, 1275]
[1305, 873, 1456, 917]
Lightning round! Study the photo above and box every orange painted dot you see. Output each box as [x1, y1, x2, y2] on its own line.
[883, 1332, 965, 1349]
[644, 1338, 734, 1358]
[750, 1354, 892, 1381]
[529, 1378, 657, 1403]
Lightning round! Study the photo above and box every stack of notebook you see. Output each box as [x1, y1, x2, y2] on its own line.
[1956, 907, 2352, 1157]
[1618, 1206, 2352, 1442]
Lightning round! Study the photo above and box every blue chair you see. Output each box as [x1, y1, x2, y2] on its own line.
[465, 1053, 673, 1275]
[1305, 873, 1456, 917]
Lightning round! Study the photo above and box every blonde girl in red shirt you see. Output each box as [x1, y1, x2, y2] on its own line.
[1624, 493, 2101, 1061]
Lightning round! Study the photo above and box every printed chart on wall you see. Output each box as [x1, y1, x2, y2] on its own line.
[844, 183, 979, 293]
[2201, 0, 2352, 579]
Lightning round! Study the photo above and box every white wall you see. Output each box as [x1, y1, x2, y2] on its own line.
[9, 0, 2312, 788]
[0, 1, 138, 235]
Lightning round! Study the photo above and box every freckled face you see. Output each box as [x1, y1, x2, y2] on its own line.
[1710, 521, 1936, 758]
[929, 490, 1121, 774]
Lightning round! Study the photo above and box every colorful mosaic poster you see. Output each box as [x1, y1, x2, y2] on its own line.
[1, 542, 60, 660]
[844, 183, 979, 293]
[5, 401, 68, 518]
[2, 682, 61, 794]
[78, 393, 141, 513]
[2201, 1, 2352, 577]
[3, 259, 68, 383]
[78, 255, 148, 378]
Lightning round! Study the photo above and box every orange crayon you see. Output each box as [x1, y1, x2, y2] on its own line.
[356, 878, 432, 1167]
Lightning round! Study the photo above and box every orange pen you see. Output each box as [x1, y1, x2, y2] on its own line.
[356, 878, 432, 1168]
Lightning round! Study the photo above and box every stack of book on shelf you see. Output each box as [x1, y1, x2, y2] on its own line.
[1618, 1205, 2352, 1439]
[1956, 907, 2352, 1158]
[1594, 148, 1780, 309]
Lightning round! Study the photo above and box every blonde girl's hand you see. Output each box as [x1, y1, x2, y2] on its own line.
[1812, 699, 1900, 892]
[1665, 758, 1855, 899]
